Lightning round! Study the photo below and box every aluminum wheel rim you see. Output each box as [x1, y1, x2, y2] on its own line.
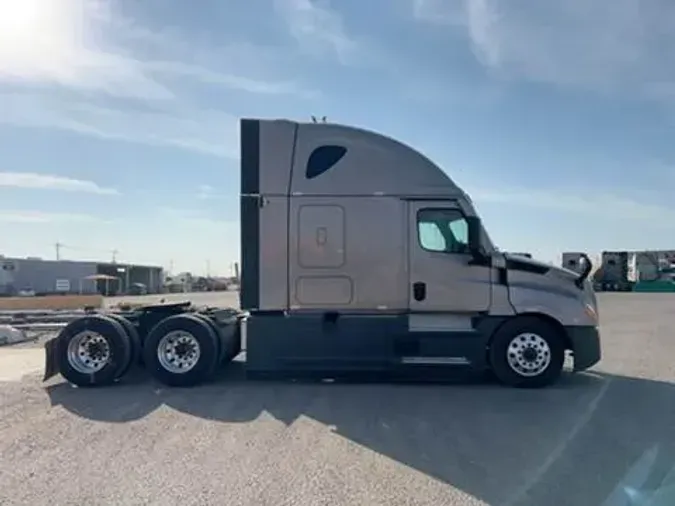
[66, 331, 111, 374]
[506, 332, 551, 377]
[157, 330, 201, 374]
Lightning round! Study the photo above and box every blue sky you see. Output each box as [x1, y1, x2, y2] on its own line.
[2, 0, 675, 275]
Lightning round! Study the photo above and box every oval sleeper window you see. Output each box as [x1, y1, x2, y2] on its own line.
[306, 145, 347, 179]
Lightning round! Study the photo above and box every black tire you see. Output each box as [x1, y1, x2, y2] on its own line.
[191, 313, 224, 364]
[143, 313, 220, 387]
[194, 312, 242, 364]
[106, 314, 141, 379]
[488, 316, 565, 388]
[57, 315, 133, 387]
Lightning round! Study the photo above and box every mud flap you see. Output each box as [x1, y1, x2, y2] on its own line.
[43, 337, 60, 381]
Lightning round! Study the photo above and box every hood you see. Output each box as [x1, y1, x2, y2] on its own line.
[550, 264, 583, 282]
[504, 253, 579, 281]
[504, 253, 551, 270]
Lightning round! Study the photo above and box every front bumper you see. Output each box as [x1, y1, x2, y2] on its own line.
[565, 325, 601, 371]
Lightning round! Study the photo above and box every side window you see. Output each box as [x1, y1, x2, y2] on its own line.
[306, 145, 347, 179]
[417, 208, 469, 254]
[418, 222, 447, 251]
[449, 219, 468, 245]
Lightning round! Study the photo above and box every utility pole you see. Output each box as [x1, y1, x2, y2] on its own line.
[112, 249, 118, 263]
[55, 242, 62, 261]
[206, 259, 211, 277]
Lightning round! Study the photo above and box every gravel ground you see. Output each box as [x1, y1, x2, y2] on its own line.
[1, 293, 675, 506]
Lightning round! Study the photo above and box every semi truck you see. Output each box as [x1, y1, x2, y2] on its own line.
[43, 118, 600, 389]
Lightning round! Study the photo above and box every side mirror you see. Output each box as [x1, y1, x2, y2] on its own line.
[466, 216, 483, 259]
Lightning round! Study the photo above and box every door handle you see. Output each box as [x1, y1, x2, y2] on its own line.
[413, 282, 426, 301]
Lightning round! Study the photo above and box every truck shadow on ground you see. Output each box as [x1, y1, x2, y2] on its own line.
[46, 367, 675, 506]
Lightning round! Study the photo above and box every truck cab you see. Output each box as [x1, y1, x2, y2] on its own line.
[41, 116, 601, 390]
[239, 118, 600, 388]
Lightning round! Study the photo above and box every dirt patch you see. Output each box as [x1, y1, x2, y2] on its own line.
[0, 295, 103, 311]
[0, 348, 44, 382]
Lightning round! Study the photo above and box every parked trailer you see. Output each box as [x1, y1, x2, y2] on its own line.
[43, 118, 600, 389]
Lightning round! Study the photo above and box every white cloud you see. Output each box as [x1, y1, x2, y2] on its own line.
[0, 172, 118, 194]
[412, 0, 467, 27]
[1, 92, 239, 158]
[0, 0, 317, 156]
[146, 60, 318, 98]
[0, 210, 103, 223]
[0, 0, 315, 100]
[274, 0, 358, 64]
[107, 12, 319, 95]
[413, 0, 675, 98]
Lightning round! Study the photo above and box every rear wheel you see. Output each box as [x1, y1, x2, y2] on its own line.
[57, 315, 132, 387]
[106, 314, 141, 379]
[488, 316, 565, 388]
[143, 314, 220, 387]
[191, 313, 224, 364]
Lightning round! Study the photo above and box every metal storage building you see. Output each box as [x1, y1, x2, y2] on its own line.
[0, 256, 163, 296]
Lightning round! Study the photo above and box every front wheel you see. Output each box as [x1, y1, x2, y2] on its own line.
[488, 317, 565, 388]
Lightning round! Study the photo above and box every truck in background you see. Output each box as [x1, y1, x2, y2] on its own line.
[594, 251, 633, 292]
[43, 118, 600, 390]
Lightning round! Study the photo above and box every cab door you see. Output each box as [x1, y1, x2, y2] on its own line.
[408, 201, 491, 313]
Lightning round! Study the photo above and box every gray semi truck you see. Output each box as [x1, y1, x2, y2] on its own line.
[43, 118, 600, 389]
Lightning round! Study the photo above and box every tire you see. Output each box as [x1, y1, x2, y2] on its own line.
[191, 313, 224, 364]
[488, 316, 565, 388]
[57, 315, 133, 387]
[106, 314, 141, 379]
[143, 313, 220, 387]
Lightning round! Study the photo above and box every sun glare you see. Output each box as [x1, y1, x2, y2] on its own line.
[0, 0, 52, 45]
[0, 0, 85, 79]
